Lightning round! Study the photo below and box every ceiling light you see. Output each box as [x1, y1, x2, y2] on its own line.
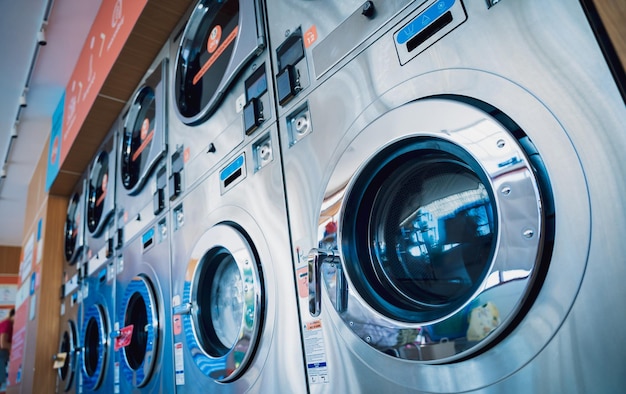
[19, 92, 27, 108]
[10, 124, 17, 138]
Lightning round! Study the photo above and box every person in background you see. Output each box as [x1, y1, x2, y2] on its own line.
[0, 308, 15, 386]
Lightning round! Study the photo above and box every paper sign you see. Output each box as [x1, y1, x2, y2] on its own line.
[53, 353, 67, 369]
[114, 324, 134, 351]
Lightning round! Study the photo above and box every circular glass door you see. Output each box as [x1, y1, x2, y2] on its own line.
[121, 86, 157, 194]
[174, 0, 264, 125]
[58, 320, 78, 392]
[315, 97, 553, 362]
[184, 224, 262, 382]
[87, 151, 111, 235]
[64, 191, 83, 264]
[119, 275, 159, 387]
[81, 304, 108, 390]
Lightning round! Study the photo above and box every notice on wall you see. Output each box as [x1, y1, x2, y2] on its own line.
[19, 233, 34, 283]
[60, 0, 149, 166]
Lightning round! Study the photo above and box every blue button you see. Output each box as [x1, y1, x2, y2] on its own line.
[397, 0, 455, 44]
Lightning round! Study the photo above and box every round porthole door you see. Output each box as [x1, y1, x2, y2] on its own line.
[58, 320, 78, 392]
[64, 191, 84, 264]
[87, 151, 112, 236]
[121, 86, 159, 195]
[119, 275, 159, 387]
[81, 304, 108, 390]
[174, 0, 264, 125]
[182, 224, 262, 382]
[310, 97, 554, 363]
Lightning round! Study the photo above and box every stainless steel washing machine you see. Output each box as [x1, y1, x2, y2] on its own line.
[111, 40, 175, 394]
[269, 0, 626, 392]
[56, 270, 82, 393]
[79, 253, 116, 393]
[86, 124, 118, 262]
[113, 215, 173, 393]
[116, 43, 170, 246]
[80, 125, 118, 393]
[167, 0, 276, 203]
[169, 123, 307, 393]
[64, 173, 88, 271]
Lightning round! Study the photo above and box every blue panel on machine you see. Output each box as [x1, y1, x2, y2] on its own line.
[396, 0, 456, 44]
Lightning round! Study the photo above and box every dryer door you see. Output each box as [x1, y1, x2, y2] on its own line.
[309, 97, 554, 362]
[57, 320, 78, 392]
[121, 61, 167, 195]
[81, 304, 109, 390]
[87, 151, 114, 237]
[118, 275, 159, 387]
[64, 189, 85, 264]
[174, 0, 265, 125]
[181, 224, 262, 382]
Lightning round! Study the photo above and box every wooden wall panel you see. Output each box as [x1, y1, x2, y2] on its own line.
[0, 247, 20, 274]
[592, 0, 626, 68]
[29, 196, 64, 394]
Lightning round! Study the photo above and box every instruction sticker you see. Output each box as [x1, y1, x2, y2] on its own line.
[175, 342, 185, 385]
[304, 320, 329, 384]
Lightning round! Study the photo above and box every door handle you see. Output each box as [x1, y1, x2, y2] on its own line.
[307, 248, 347, 316]
[173, 302, 193, 315]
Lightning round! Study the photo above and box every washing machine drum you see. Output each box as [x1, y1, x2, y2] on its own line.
[314, 97, 554, 362]
[81, 304, 109, 390]
[87, 151, 112, 236]
[119, 275, 159, 387]
[64, 191, 84, 264]
[174, 0, 264, 125]
[58, 320, 78, 392]
[121, 86, 157, 194]
[184, 224, 262, 382]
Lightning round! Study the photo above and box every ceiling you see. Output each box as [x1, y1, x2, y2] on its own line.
[0, 0, 193, 248]
[0, 0, 101, 246]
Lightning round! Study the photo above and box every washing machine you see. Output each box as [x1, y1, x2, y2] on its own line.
[64, 173, 88, 270]
[111, 42, 175, 393]
[169, 123, 307, 393]
[86, 123, 118, 262]
[167, 0, 276, 204]
[80, 125, 118, 393]
[116, 43, 169, 246]
[268, 0, 626, 392]
[112, 215, 173, 393]
[55, 264, 82, 393]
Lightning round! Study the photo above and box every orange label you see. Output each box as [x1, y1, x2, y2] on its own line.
[193, 25, 239, 85]
[207, 25, 222, 54]
[306, 320, 322, 330]
[132, 127, 154, 162]
[304, 25, 318, 48]
[183, 147, 190, 163]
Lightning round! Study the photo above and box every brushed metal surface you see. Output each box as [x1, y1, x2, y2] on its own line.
[115, 215, 174, 393]
[169, 124, 307, 393]
[269, 0, 626, 392]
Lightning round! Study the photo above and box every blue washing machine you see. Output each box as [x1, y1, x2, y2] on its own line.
[79, 253, 116, 393]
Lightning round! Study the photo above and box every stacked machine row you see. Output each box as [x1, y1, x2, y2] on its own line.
[58, 0, 626, 393]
